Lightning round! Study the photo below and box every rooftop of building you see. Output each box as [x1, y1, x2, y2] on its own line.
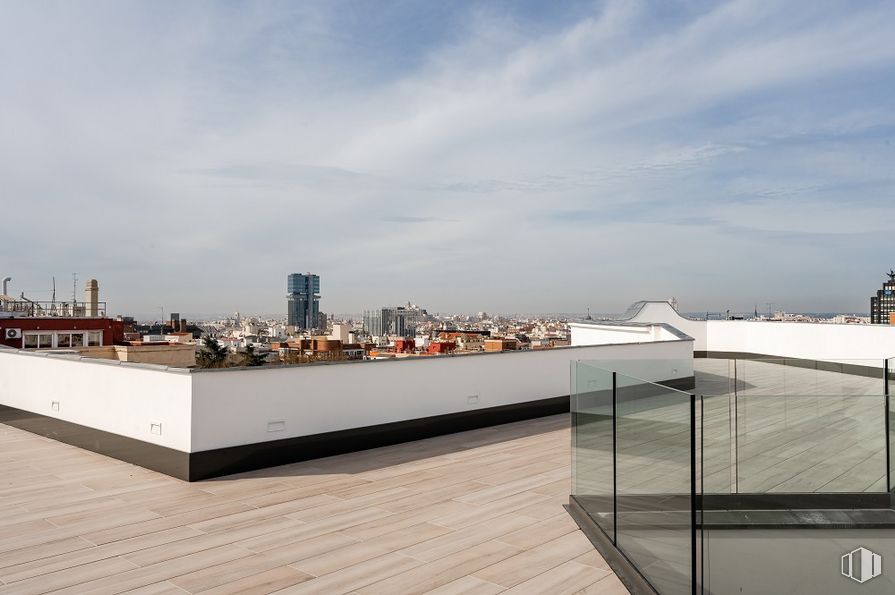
[0, 414, 627, 595]
[4, 298, 894, 594]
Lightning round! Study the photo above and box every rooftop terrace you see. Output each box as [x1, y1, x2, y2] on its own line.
[0, 414, 627, 595]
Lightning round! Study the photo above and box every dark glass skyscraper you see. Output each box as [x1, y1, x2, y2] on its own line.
[287, 273, 320, 330]
[870, 270, 895, 324]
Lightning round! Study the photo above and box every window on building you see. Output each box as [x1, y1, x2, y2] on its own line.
[70, 333, 85, 348]
[88, 331, 102, 347]
[57, 334, 71, 348]
[23, 333, 54, 349]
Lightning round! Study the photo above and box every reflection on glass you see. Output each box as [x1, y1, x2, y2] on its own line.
[889, 358, 894, 492]
[701, 358, 887, 398]
[572, 362, 615, 537]
[736, 394, 886, 493]
[614, 373, 693, 595]
[571, 357, 895, 595]
[700, 393, 735, 494]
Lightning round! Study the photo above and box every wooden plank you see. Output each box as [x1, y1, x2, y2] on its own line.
[354, 540, 522, 594]
[0, 415, 618, 595]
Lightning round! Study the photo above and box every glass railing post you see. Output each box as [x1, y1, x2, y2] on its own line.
[886, 358, 891, 492]
[612, 370, 618, 545]
[690, 393, 697, 595]
[570, 361, 576, 496]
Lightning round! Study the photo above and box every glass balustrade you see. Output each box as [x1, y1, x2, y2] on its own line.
[572, 356, 895, 595]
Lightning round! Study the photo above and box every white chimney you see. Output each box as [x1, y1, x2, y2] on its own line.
[85, 279, 99, 317]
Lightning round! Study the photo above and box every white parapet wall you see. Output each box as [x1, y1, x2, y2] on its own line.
[706, 320, 895, 361]
[570, 302, 709, 349]
[190, 339, 692, 452]
[0, 350, 193, 452]
[572, 301, 895, 362]
[0, 338, 692, 457]
[569, 321, 689, 346]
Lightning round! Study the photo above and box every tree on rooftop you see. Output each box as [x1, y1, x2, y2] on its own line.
[239, 344, 267, 367]
[196, 337, 229, 368]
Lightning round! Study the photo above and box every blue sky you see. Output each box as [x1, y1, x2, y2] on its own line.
[2, 0, 894, 317]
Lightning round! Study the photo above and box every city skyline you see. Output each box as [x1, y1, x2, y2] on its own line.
[1, 269, 886, 322]
[4, 1, 895, 315]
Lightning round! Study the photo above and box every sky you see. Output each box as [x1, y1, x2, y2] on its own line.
[2, 0, 894, 318]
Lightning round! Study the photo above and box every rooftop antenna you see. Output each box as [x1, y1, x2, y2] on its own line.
[585, 307, 592, 321]
[72, 273, 78, 305]
[52, 276, 56, 306]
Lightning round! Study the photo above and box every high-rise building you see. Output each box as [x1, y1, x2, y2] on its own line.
[287, 273, 320, 330]
[363, 304, 423, 337]
[363, 307, 390, 337]
[870, 270, 895, 324]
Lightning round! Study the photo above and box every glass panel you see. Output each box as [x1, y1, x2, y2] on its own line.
[615, 371, 693, 595]
[70, 333, 84, 348]
[56, 333, 70, 348]
[814, 359, 885, 396]
[23, 334, 38, 348]
[38, 334, 53, 348]
[589, 358, 693, 388]
[700, 393, 735, 494]
[735, 394, 886, 493]
[889, 358, 894, 492]
[888, 358, 893, 398]
[890, 392, 894, 493]
[735, 357, 787, 396]
[707, 358, 887, 398]
[704, 527, 895, 594]
[88, 331, 101, 347]
[571, 361, 615, 537]
[698, 358, 889, 494]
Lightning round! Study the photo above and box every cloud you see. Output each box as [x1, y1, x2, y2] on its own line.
[1, 0, 894, 316]
[379, 216, 456, 223]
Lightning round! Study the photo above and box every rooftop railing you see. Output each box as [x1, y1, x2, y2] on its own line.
[0, 300, 107, 318]
[571, 357, 895, 595]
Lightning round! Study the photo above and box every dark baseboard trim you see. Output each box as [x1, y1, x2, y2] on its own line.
[1, 395, 573, 482]
[575, 492, 894, 513]
[695, 351, 885, 379]
[567, 496, 659, 595]
[189, 395, 570, 481]
[701, 491, 894, 511]
[0, 404, 190, 480]
[573, 492, 895, 530]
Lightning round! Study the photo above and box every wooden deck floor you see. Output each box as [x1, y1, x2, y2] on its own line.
[0, 415, 626, 595]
